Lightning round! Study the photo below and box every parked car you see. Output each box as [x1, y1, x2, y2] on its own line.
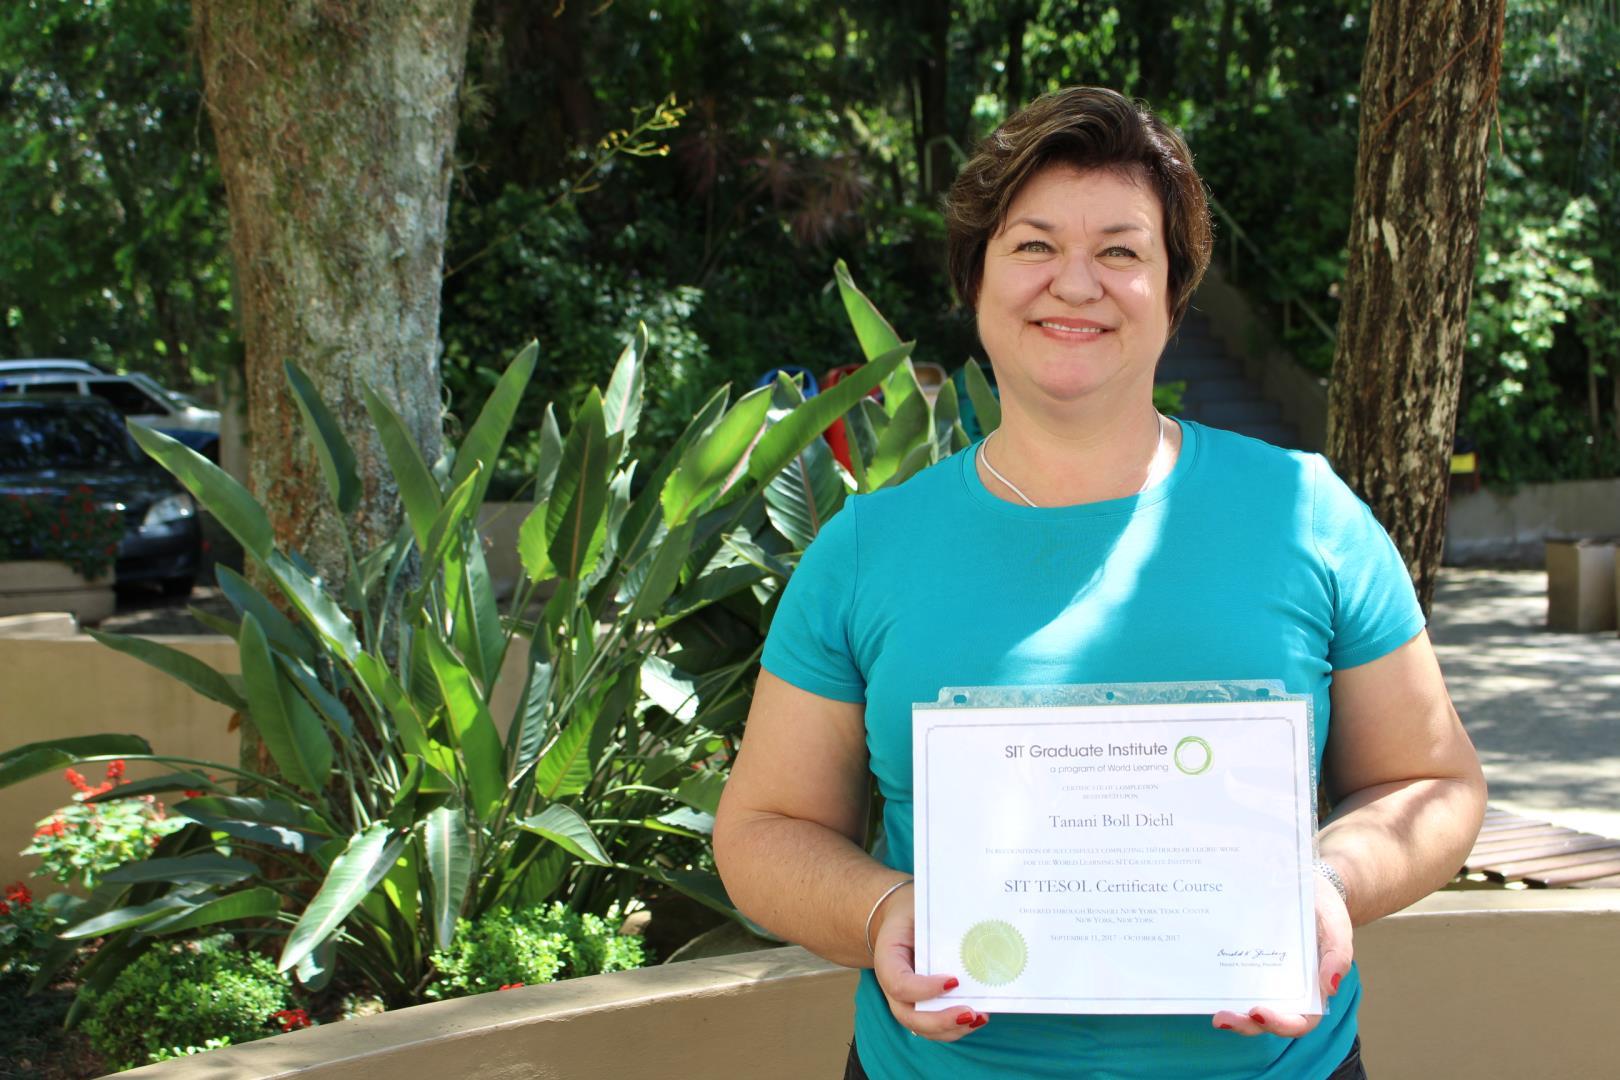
[0, 369, 220, 458]
[0, 359, 107, 377]
[0, 395, 201, 595]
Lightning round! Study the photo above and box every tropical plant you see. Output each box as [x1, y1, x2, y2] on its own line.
[0, 266, 953, 1016]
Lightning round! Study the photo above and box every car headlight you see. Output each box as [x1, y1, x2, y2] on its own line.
[143, 493, 197, 528]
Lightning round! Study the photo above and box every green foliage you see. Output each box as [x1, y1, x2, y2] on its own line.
[0, 0, 234, 389]
[21, 761, 184, 889]
[0, 881, 59, 979]
[81, 937, 292, 1073]
[0, 488, 126, 579]
[424, 902, 645, 1000]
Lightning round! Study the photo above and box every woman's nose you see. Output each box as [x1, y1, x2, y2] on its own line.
[1049, 253, 1104, 305]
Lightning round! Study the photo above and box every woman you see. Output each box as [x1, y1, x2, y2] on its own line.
[713, 87, 1485, 1079]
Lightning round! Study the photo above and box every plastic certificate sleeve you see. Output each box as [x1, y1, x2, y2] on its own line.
[912, 682, 1319, 1015]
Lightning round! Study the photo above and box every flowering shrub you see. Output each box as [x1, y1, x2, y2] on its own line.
[0, 487, 124, 579]
[425, 903, 645, 1001]
[0, 880, 57, 978]
[82, 936, 296, 1072]
[21, 761, 185, 889]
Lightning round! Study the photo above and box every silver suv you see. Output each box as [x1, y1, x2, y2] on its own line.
[0, 369, 220, 457]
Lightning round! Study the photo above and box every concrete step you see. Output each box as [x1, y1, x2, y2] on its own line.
[1157, 354, 1245, 381]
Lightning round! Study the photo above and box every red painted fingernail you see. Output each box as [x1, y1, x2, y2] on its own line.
[1250, 1012, 1266, 1025]
[955, 1011, 974, 1026]
[943, 978, 960, 991]
[1330, 972, 1342, 991]
[970, 1014, 989, 1028]
[1217, 1023, 1233, 1030]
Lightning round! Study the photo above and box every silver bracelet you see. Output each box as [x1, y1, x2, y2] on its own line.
[863, 877, 914, 958]
[1314, 859, 1349, 906]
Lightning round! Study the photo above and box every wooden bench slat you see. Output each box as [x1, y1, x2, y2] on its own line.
[1478, 818, 1547, 833]
[1524, 857, 1620, 886]
[1466, 833, 1613, 861]
[1467, 826, 1585, 850]
[1569, 874, 1620, 889]
[1483, 845, 1620, 880]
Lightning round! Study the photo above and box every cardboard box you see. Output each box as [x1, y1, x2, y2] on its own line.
[1546, 539, 1618, 632]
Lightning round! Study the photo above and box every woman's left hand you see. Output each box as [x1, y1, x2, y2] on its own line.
[1210, 871, 1353, 1038]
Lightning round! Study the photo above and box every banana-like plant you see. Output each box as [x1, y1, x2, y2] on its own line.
[0, 262, 974, 1013]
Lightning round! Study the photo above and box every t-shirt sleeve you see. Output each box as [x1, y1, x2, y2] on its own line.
[1311, 455, 1427, 670]
[760, 497, 866, 702]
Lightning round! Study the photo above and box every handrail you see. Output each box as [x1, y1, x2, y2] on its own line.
[1204, 190, 1338, 347]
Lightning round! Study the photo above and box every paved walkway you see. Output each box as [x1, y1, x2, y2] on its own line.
[1430, 568, 1620, 838]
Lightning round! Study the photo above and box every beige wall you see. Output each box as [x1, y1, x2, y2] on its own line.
[1446, 478, 1620, 566]
[122, 890, 1620, 1080]
[0, 619, 528, 888]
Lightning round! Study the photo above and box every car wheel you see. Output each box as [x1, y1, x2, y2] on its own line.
[161, 575, 195, 598]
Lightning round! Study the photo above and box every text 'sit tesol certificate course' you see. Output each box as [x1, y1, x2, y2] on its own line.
[912, 699, 1319, 1015]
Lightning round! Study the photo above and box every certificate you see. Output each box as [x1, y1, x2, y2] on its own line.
[912, 698, 1319, 1015]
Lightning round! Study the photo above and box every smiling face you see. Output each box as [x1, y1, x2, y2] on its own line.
[975, 164, 1171, 413]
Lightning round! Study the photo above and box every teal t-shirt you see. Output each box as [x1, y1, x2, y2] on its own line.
[760, 420, 1425, 1080]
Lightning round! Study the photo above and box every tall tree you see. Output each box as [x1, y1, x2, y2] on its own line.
[1327, 0, 1507, 611]
[191, 0, 474, 589]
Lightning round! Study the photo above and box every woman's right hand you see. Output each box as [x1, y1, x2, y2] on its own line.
[871, 883, 990, 1042]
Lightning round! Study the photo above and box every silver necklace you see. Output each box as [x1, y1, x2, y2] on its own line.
[979, 414, 1165, 508]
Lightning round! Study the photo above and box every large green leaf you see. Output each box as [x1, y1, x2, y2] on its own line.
[932, 376, 961, 456]
[962, 359, 1001, 433]
[239, 614, 332, 795]
[515, 804, 610, 866]
[103, 854, 258, 888]
[764, 434, 846, 550]
[362, 384, 442, 548]
[60, 893, 203, 940]
[418, 466, 483, 575]
[279, 655, 355, 741]
[453, 340, 536, 509]
[509, 659, 553, 774]
[663, 530, 780, 621]
[532, 404, 565, 504]
[278, 823, 404, 973]
[546, 388, 612, 580]
[284, 360, 361, 515]
[423, 628, 506, 823]
[177, 795, 333, 853]
[602, 324, 647, 445]
[423, 804, 473, 950]
[675, 769, 728, 815]
[139, 886, 281, 936]
[86, 630, 247, 713]
[0, 735, 152, 789]
[214, 564, 312, 662]
[85, 770, 216, 802]
[619, 386, 727, 566]
[834, 259, 904, 361]
[867, 387, 931, 488]
[748, 343, 912, 484]
[451, 539, 505, 690]
[532, 715, 595, 799]
[661, 385, 773, 528]
[640, 655, 700, 722]
[622, 519, 694, 621]
[261, 549, 361, 662]
[128, 425, 273, 560]
[517, 499, 557, 583]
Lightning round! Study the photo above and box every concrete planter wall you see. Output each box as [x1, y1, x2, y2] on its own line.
[0, 560, 113, 624]
[118, 891, 1620, 1080]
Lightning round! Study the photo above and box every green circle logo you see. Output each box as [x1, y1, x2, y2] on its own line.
[960, 920, 1027, 986]
[1174, 736, 1213, 775]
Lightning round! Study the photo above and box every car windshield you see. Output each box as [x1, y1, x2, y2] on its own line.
[127, 373, 205, 410]
[0, 410, 137, 471]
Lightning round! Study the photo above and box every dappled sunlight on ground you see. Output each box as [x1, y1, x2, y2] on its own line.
[1431, 568, 1620, 836]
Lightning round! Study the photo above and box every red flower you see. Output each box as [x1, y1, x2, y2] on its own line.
[498, 982, 525, 991]
[106, 759, 126, 783]
[0, 900, 9, 917]
[64, 768, 91, 794]
[184, 789, 205, 798]
[5, 883, 31, 907]
[34, 819, 67, 838]
[270, 1008, 312, 1032]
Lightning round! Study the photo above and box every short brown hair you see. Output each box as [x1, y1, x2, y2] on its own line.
[945, 87, 1212, 333]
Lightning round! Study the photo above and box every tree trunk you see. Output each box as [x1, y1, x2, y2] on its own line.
[192, 0, 472, 595]
[1326, 0, 1506, 613]
[912, 0, 953, 200]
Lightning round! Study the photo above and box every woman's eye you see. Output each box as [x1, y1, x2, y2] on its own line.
[1101, 246, 1138, 260]
[1014, 240, 1052, 254]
